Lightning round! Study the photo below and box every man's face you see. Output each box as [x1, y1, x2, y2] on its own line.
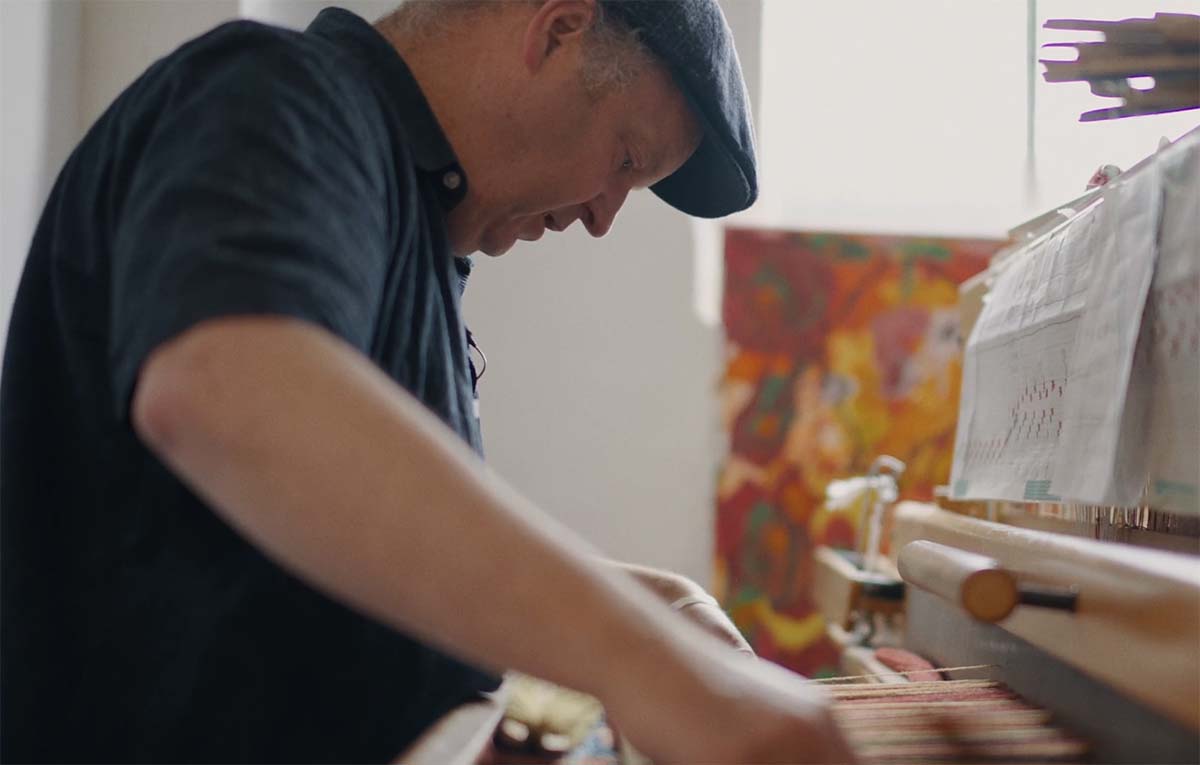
[452, 25, 702, 258]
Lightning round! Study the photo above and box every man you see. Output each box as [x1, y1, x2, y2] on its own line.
[0, 0, 853, 762]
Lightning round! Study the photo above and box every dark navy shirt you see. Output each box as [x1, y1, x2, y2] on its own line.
[1, 8, 497, 762]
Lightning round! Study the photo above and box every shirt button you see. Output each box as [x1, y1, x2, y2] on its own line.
[442, 170, 462, 190]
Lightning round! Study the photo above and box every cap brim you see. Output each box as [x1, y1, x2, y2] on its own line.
[650, 108, 755, 219]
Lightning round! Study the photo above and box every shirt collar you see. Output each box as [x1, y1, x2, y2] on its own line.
[454, 255, 474, 295]
[306, 8, 469, 211]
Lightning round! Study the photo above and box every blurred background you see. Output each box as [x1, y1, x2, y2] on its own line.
[2, 0, 1197, 670]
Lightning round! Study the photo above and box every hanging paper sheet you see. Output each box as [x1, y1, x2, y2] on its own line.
[951, 128, 1198, 513]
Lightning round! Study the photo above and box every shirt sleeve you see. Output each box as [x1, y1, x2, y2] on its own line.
[109, 39, 391, 420]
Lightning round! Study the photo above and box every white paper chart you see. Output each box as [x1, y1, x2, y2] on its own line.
[1052, 158, 1161, 506]
[951, 128, 1199, 514]
[951, 202, 1100, 502]
[1141, 133, 1200, 515]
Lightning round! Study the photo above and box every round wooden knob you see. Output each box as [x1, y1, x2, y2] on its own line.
[898, 540, 1019, 622]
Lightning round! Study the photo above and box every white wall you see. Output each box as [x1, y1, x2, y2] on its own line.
[2, 0, 239, 360]
[750, 0, 1200, 238]
[0, 0, 80, 361]
[752, 0, 1030, 238]
[79, 1, 241, 130]
[463, 200, 721, 580]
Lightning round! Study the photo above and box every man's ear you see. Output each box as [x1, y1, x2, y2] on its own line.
[521, 0, 597, 73]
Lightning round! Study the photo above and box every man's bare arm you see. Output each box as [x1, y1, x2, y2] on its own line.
[132, 316, 852, 764]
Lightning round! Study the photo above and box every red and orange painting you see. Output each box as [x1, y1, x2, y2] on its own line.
[715, 228, 999, 676]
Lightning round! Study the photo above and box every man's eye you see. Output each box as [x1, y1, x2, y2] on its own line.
[621, 154, 634, 171]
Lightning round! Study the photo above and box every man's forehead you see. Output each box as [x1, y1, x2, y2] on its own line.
[626, 70, 703, 188]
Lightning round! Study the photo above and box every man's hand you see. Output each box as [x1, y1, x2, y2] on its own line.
[601, 564, 854, 762]
[601, 629, 857, 764]
[610, 562, 754, 657]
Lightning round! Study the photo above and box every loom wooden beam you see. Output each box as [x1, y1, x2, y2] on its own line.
[898, 541, 1020, 623]
[890, 501, 1200, 732]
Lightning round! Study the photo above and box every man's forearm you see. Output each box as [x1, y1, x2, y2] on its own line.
[132, 317, 720, 705]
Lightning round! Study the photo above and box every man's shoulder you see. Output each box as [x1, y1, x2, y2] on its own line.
[109, 14, 396, 173]
[145, 18, 369, 113]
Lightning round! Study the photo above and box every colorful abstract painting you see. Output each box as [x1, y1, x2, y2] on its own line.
[715, 229, 999, 676]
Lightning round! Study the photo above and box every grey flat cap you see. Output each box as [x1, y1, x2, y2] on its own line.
[601, 0, 758, 218]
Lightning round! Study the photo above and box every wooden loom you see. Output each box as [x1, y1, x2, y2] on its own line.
[809, 126, 1200, 764]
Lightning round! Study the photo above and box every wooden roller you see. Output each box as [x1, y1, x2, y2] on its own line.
[898, 540, 1021, 622]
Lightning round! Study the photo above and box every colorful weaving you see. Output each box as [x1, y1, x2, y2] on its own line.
[495, 669, 1087, 765]
[716, 229, 998, 675]
[828, 678, 1088, 763]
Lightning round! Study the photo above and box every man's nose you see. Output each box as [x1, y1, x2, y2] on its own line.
[582, 186, 630, 238]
